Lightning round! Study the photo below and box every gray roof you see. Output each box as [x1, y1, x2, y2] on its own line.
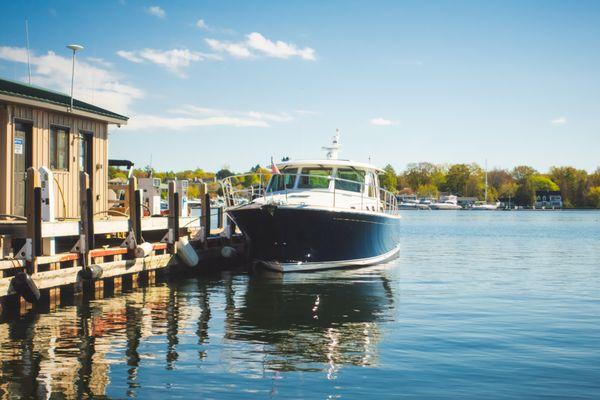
[0, 77, 128, 122]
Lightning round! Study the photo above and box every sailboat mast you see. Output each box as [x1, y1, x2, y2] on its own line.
[484, 159, 488, 203]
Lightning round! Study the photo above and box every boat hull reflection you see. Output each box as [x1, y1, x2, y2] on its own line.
[226, 269, 395, 372]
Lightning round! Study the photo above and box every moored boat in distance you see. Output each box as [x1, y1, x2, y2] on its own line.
[470, 160, 499, 210]
[220, 132, 401, 272]
[471, 201, 500, 210]
[430, 195, 462, 210]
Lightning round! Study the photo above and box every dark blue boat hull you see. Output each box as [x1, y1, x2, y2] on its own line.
[228, 204, 400, 271]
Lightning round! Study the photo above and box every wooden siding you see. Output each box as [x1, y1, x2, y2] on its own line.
[0, 104, 109, 219]
[0, 106, 9, 215]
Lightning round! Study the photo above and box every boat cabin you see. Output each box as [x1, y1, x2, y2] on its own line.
[264, 159, 385, 211]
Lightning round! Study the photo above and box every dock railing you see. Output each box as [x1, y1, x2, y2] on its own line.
[220, 173, 398, 213]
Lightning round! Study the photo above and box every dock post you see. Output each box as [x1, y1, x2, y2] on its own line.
[226, 216, 236, 239]
[217, 206, 223, 229]
[167, 181, 180, 254]
[200, 183, 209, 242]
[127, 177, 143, 252]
[25, 167, 42, 274]
[75, 172, 94, 268]
[11, 168, 43, 311]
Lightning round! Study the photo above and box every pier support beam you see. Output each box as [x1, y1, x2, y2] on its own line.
[200, 183, 210, 243]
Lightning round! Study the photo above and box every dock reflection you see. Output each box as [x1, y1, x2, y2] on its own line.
[0, 285, 173, 399]
[0, 268, 395, 398]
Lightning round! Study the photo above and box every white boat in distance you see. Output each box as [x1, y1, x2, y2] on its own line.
[471, 201, 499, 210]
[471, 160, 499, 210]
[430, 195, 462, 210]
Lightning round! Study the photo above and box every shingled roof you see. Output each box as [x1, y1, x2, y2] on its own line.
[0, 77, 128, 122]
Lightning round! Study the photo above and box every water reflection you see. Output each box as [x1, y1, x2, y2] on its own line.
[0, 268, 394, 398]
[226, 268, 395, 377]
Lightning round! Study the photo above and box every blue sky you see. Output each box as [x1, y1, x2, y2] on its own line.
[1, 0, 599, 172]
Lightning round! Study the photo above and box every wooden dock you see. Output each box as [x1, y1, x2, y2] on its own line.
[0, 170, 246, 318]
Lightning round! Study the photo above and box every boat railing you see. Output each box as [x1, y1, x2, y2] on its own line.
[220, 173, 399, 213]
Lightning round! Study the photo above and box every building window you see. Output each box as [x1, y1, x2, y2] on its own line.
[50, 126, 70, 170]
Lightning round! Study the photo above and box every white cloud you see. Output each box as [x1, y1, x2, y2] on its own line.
[117, 48, 220, 76]
[196, 19, 209, 30]
[147, 6, 166, 19]
[551, 116, 567, 125]
[86, 57, 113, 68]
[293, 109, 318, 116]
[205, 32, 316, 61]
[370, 117, 397, 126]
[205, 39, 252, 59]
[125, 115, 269, 130]
[116, 50, 143, 63]
[0, 46, 143, 114]
[123, 105, 298, 131]
[246, 32, 315, 60]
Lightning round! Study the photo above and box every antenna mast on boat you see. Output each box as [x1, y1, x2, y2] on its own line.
[322, 129, 341, 160]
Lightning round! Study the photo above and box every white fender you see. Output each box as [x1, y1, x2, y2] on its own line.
[221, 246, 238, 259]
[134, 242, 154, 258]
[176, 236, 199, 267]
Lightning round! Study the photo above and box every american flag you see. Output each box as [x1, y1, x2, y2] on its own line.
[270, 157, 281, 174]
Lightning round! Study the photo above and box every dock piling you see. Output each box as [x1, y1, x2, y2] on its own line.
[200, 183, 209, 242]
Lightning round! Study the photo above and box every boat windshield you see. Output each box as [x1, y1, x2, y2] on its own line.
[298, 168, 331, 189]
[335, 168, 364, 193]
[267, 168, 297, 192]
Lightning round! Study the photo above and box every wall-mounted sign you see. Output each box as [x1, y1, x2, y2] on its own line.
[14, 138, 24, 155]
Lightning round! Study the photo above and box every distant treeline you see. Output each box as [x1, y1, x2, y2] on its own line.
[108, 163, 600, 208]
[378, 163, 600, 208]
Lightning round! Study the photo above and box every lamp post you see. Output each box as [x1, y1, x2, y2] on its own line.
[66, 44, 84, 111]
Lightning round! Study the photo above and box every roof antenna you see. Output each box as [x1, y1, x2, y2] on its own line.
[322, 129, 341, 160]
[66, 44, 84, 111]
[25, 19, 32, 84]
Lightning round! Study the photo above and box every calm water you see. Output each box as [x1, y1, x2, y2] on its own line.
[1, 211, 599, 399]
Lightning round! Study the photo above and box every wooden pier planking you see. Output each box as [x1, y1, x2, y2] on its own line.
[0, 215, 201, 238]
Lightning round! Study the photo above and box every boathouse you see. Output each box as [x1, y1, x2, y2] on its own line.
[0, 77, 128, 219]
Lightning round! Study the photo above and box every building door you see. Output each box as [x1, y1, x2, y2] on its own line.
[13, 121, 33, 216]
[79, 131, 94, 188]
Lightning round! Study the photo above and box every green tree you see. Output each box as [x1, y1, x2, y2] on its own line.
[216, 168, 235, 180]
[529, 175, 559, 191]
[589, 168, 600, 187]
[549, 166, 588, 208]
[514, 178, 535, 206]
[499, 181, 518, 199]
[444, 164, 471, 195]
[586, 186, 600, 208]
[108, 166, 127, 180]
[403, 162, 444, 191]
[488, 169, 513, 191]
[379, 164, 398, 192]
[416, 183, 439, 198]
[187, 184, 200, 199]
[444, 163, 483, 197]
[511, 165, 537, 183]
